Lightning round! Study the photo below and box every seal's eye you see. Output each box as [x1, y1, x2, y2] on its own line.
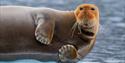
[80, 7, 83, 10]
[91, 8, 95, 10]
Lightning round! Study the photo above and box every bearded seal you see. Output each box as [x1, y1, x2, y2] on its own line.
[0, 4, 99, 63]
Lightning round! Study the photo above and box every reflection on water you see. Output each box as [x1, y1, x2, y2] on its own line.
[0, 0, 125, 63]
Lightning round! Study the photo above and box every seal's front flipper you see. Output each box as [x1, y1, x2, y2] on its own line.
[35, 14, 55, 45]
[58, 44, 81, 62]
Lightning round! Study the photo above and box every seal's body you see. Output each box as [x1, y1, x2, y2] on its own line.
[0, 4, 99, 62]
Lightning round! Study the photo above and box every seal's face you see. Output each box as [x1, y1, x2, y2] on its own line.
[73, 4, 99, 39]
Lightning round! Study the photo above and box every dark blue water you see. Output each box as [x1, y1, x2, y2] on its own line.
[0, 0, 125, 63]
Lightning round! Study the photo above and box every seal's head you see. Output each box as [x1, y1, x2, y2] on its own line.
[73, 4, 99, 39]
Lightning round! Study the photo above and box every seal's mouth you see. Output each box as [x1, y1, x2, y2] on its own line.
[81, 29, 94, 36]
[72, 22, 96, 39]
[77, 19, 97, 39]
[80, 28, 95, 39]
